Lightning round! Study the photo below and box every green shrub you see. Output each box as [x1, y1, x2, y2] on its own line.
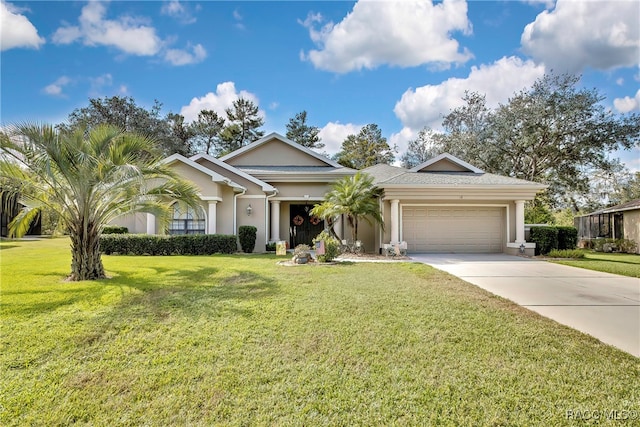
[313, 231, 341, 262]
[265, 242, 276, 252]
[238, 225, 257, 253]
[530, 226, 559, 255]
[556, 226, 577, 250]
[100, 234, 237, 255]
[618, 239, 638, 254]
[593, 238, 638, 254]
[547, 249, 585, 259]
[103, 225, 128, 234]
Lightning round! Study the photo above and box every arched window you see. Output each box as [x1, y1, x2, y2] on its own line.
[169, 204, 205, 235]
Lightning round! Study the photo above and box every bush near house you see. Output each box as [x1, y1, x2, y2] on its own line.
[530, 226, 578, 255]
[103, 226, 128, 234]
[547, 249, 585, 259]
[593, 238, 638, 254]
[530, 226, 559, 255]
[100, 234, 237, 255]
[238, 226, 257, 253]
[313, 230, 341, 262]
[556, 226, 577, 250]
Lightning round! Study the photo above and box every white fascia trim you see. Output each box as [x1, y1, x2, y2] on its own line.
[409, 153, 485, 173]
[380, 183, 547, 190]
[163, 154, 246, 191]
[250, 174, 354, 183]
[270, 196, 324, 202]
[219, 132, 343, 168]
[190, 152, 276, 192]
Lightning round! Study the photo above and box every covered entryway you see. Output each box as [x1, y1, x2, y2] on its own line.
[402, 206, 503, 253]
[289, 204, 324, 247]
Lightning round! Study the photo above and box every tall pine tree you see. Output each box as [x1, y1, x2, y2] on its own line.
[286, 110, 323, 149]
[220, 98, 264, 154]
[335, 124, 395, 169]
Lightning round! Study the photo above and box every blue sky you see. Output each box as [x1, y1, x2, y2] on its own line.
[2, 0, 639, 169]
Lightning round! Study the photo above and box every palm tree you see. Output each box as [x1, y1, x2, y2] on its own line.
[0, 123, 200, 281]
[315, 172, 383, 242]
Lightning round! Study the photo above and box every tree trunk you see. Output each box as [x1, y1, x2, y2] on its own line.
[69, 226, 106, 281]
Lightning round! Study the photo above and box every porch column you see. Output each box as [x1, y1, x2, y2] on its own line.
[390, 199, 400, 243]
[270, 200, 280, 241]
[334, 214, 343, 240]
[208, 201, 217, 234]
[146, 213, 155, 235]
[515, 200, 525, 243]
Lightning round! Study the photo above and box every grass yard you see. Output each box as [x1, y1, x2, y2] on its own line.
[1, 238, 638, 425]
[551, 251, 640, 278]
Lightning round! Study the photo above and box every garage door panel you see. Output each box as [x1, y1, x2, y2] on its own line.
[402, 206, 503, 253]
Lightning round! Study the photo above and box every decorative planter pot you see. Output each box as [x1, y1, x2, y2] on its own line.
[296, 257, 308, 264]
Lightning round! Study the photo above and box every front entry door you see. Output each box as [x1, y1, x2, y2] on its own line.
[289, 204, 324, 247]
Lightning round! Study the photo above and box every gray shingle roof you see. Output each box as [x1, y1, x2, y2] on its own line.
[364, 164, 543, 187]
[237, 166, 354, 175]
[579, 198, 640, 216]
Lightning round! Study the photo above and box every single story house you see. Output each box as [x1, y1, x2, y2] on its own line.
[574, 199, 640, 254]
[114, 133, 545, 255]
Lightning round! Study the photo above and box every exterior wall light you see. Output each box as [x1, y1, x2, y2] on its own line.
[246, 204, 252, 216]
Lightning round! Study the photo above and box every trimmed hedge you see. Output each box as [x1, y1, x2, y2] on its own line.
[103, 226, 128, 234]
[530, 226, 559, 255]
[100, 234, 237, 255]
[238, 225, 257, 253]
[556, 226, 577, 250]
[529, 226, 578, 255]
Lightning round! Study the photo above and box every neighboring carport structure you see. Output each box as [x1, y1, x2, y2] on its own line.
[365, 154, 546, 255]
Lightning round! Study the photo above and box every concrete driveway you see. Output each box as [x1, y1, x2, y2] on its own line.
[411, 254, 640, 357]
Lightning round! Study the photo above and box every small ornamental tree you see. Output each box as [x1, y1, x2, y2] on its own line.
[238, 225, 257, 253]
[0, 123, 200, 281]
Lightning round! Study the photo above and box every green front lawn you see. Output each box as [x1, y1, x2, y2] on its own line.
[1, 238, 638, 425]
[551, 251, 640, 277]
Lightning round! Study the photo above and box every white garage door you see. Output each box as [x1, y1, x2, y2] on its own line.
[402, 206, 504, 253]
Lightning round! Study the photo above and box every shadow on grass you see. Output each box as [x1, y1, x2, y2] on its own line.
[584, 256, 640, 266]
[0, 244, 20, 250]
[2, 284, 117, 317]
[68, 265, 281, 349]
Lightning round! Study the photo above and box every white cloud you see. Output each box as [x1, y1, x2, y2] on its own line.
[180, 82, 263, 123]
[233, 9, 245, 30]
[394, 56, 545, 131]
[521, 0, 640, 73]
[389, 127, 418, 158]
[1, 1, 45, 51]
[52, 2, 162, 56]
[51, 2, 206, 66]
[88, 73, 114, 97]
[43, 76, 71, 96]
[164, 43, 207, 66]
[301, 0, 472, 73]
[161, 1, 196, 25]
[318, 122, 363, 155]
[613, 89, 640, 113]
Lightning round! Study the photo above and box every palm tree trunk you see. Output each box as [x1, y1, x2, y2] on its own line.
[69, 224, 105, 281]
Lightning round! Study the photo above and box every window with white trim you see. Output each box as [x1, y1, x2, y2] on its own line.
[168, 204, 205, 235]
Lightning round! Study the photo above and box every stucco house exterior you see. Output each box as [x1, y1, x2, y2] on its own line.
[114, 133, 545, 255]
[574, 199, 640, 254]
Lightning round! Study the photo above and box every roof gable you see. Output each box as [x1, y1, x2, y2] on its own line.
[189, 152, 276, 192]
[163, 154, 245, 191]
[220, 132, 341, 168]
[410, 153, 484, 173]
